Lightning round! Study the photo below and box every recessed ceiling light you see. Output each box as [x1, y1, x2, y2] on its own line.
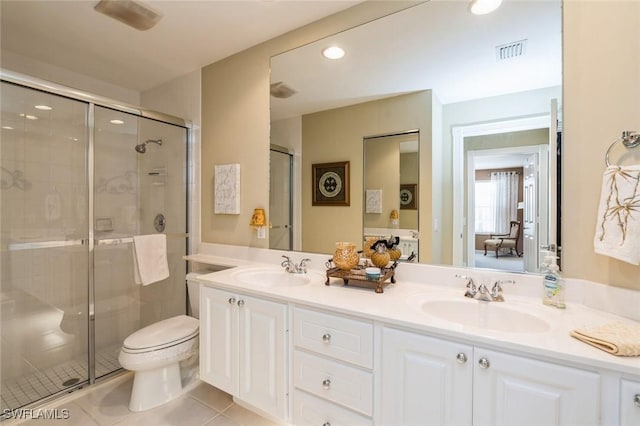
[19, 114, 38, 120]
[34, 105, 53, 111]
[469, 0, 503, 15]
[322, 46, 345, 60]
[110, 119, 125, 125]
[2, 126, 14, 130]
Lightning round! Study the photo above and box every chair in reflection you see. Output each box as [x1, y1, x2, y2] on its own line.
[483, 221, 521, 258]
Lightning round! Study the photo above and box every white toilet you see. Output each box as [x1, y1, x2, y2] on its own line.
[118, 278, 201, 412]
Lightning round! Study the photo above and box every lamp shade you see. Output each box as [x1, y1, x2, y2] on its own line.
[249, 208, 266, 227]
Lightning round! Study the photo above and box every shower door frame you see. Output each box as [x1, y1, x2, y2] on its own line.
[1, 70, 191, 393]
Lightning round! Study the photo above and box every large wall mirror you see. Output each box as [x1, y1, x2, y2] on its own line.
[269, 0, 562, 274]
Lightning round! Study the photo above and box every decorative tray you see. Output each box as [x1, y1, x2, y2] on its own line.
[325, 261, 397, 293]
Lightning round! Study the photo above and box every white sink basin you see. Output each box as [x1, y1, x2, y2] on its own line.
[418, 299, 551, 333]
[231, 267, 314, 287]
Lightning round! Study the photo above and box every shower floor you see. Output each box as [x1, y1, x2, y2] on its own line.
[0, 344, 122, 414]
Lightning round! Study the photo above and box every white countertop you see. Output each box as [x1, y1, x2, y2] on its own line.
[187, 251, 640, 377]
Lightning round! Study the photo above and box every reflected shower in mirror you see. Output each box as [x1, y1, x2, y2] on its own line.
[269, 0, 562, 273]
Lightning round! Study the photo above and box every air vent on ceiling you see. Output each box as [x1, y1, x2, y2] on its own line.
[94, 0, 162, 31]
[270, 82, 297, 99]
[496, 39, 528, 61]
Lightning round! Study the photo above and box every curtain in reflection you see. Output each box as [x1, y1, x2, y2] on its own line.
[491, 171, 519, 233]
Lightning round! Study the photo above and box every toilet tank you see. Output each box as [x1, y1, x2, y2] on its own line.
[186, 265, 233, 319]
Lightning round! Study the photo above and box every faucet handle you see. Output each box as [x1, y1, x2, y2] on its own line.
[281, 255, 291, 267]
[299, 258, 311, 272]
[490, 279, 515, 301]
[456, 274, 477, 297]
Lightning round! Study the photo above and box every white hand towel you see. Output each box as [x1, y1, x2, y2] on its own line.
[594, 165, 640, 265]
[132, 234, 170, 285]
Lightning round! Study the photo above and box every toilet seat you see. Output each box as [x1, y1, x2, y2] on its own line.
[122, 315, 199, 354]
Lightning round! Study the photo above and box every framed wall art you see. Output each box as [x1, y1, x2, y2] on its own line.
[214, 163, 241, 214]
[400, 183, 417, 210]
[312, 161, 350, 206]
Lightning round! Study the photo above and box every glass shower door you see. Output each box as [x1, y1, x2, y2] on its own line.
[1, 81, 90, 411]
[92, 106, 187, 379]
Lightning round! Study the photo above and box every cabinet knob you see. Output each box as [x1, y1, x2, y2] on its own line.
[237, 299, 245, 307]
[322, 379, 331, 390]
[323, 423, 331, 426]
[478, 357, 490, 369]
[228, 297, 236, 305]
[456, 353, 467, 364]
[634, 393, 640, 407]
[322, 333, 331, 343]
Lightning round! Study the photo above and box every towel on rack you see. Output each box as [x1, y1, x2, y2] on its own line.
[593, 165, 640, 265]
[132, 234, 169, 285]
[570, 322, 640, 356]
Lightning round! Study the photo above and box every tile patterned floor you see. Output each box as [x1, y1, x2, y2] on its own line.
[1, 346, 121, 413]
[4, 373, 278, 426]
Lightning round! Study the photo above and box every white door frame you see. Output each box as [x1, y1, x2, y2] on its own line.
[452, 115, 550, 266]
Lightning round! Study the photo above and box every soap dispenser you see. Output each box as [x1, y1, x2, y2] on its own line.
[541, 251, 565, 309]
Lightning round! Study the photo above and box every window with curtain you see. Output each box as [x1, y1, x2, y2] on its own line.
[491, 171, 520, 234]
[475, 180, 494, 233]
[474, 171, 520, 234]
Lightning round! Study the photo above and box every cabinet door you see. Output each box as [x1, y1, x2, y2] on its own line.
[473, 348, 600, 425]
[381, 327, 473, 426]
[200, 287, 238, 395]
[237, 294, 288, 420]
[620, 378, 640, 425]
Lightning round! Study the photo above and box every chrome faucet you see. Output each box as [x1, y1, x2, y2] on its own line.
[456, 274, 515, 302]
[456, 274, 477, 298]
[281, 255, 311, 274]
[489, 279, 515, 302]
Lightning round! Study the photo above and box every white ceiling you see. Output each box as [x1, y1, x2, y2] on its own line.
[270, 0, 562, 120]
[0, 0, 363, 92]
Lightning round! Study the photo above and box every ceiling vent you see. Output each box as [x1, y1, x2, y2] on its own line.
[94, 0, 162, 31]
[496, 39, 527, 61]
[270, 82, 297, 99]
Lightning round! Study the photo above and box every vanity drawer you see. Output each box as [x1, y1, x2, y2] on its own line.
[293, 389, 372, 426]
[293, 306, 373, 368]
[620, 378, 640, 424]
[293, 350, 373, 416]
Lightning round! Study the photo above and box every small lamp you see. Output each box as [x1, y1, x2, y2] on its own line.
[390, 209, 399, 227]
[250, 208, 267, 239]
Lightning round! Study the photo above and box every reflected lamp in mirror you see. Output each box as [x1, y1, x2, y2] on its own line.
[250, 208, 267, 239]
[390, 209, 399, 228]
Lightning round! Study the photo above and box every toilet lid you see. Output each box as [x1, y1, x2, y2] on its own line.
[123, 315, 199, 350]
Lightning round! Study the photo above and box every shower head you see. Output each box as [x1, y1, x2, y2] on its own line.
[134, 139, 162, 154]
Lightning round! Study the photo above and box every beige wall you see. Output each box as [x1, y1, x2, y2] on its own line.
[302, 91, 433, 259]
[201, 1, 640, 289]
[562, 0, 640, 289]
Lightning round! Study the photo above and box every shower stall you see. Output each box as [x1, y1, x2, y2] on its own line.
[0, 73, 189, 414]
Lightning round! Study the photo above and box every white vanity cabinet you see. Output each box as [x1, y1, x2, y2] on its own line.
[199, 286, 288, 421]
[291, 306, 374, 426]
[382, 326, 601, 426]
[620, 378, 640, 425]
[381, 327, 473, 425]
[473, 348, 600, 425]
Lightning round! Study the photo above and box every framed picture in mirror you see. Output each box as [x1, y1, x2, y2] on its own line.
[312, 161, 350, 206]
[400, 183, 417, 210]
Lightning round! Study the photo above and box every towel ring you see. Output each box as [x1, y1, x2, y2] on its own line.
[605, 131, 640, 166]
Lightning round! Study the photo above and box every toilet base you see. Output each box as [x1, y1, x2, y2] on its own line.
[129, 363, 183, 412]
